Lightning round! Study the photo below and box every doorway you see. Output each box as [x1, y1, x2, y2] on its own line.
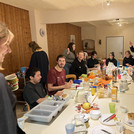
[106, 36, 124, 64]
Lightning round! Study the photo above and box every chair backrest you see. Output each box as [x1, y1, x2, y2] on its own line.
[26, 102, 30, 111]
[66, 74, 76, 80]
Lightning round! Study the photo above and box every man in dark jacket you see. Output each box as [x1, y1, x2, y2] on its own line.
[70, 51, 87, 79]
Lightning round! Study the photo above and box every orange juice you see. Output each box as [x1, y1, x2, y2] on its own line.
[111, 87, 117, 102]
[91, 87, 95, 96]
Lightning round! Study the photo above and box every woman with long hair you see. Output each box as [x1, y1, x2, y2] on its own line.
[106, 52, 117, 66]
[62, 42, 76, 74]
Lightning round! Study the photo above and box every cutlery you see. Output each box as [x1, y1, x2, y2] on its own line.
[101, 129, 112, 134]
[103, 114, 115, 122]
[106, 114, 116, 122]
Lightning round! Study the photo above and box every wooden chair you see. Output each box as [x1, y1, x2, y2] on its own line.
[118, 58, 123, 65]
[66, 74, 76, 80]
[26, 102, 30, 111]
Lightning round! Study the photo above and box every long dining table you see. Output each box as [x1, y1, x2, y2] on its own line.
[22, 80, 134, 134]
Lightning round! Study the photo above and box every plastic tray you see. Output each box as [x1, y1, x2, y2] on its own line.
[25, 99, 68, 123]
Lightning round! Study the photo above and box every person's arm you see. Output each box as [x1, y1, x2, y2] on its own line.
[129, 41, 134, 52]
[48, 81, 72, 91]
[123, 58, 126, 66]
[114, 59, 117, 66]
[36, 97, 47, 104]
[106, 59, 108, 66]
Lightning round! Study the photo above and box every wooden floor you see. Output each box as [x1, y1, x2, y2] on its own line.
[16, 102, 27, 118]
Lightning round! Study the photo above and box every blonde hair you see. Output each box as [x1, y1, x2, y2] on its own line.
[0, 23, 9, 41]
[0, 22, 14, 70]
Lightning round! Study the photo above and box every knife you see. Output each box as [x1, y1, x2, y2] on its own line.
[106, 114, 116, 122]
[103, 114, 115, 122]
[101, 129, 112, 134]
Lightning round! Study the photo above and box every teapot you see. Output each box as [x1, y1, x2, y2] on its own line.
[75, 87, 89, 103]
[119, 80, 129, 91]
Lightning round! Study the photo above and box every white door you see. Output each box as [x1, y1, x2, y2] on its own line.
[106, 36, 124, 60]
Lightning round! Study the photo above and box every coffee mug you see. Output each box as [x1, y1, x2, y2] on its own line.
[5, 74, 19, 91]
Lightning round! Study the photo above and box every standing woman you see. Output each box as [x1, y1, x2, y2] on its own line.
[106, 52, 117, 66]
[0, 23, 25, 134]
[29, 41, 49, 90]
[63, 42, 76, 74]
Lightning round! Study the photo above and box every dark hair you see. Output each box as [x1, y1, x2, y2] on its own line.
[68, 42, 76, 55]
[26, 67, 40, 80]
[91, 51, 97, 57]
[125, 50, 131, 55]
[56, 55, 65, 61]
[110, 52, 115, 58]
[29, 41, 42, 52]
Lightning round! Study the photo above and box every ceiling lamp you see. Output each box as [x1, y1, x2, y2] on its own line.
[106, 0, 110, 6]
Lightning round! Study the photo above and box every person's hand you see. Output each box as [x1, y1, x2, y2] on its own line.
[129, 41, 132, 47]
[65, 82, 72, 89]
[126, 63, 130, 66]
[54, 91, 63, 96]
[67, 48, 70, 54]
[94, 64, 99, 67]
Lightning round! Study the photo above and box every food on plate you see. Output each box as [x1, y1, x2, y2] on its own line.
[75, 103, 99, 114]
[128, 113, 134, 120]
[83, 102, 90, 110]
[123, 129, 134, 134]
[62, 94, 67, 98]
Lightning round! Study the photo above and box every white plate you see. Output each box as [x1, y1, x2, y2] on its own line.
[99, 114, 120, 126]
[90, 125, 115, 134]
[61, 93, 69, 99]
[122, 115, 134, 127]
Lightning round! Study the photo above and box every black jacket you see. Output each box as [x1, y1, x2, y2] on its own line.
[70, 58, 87, 79]
[123, 55, 134, 66]
[0, 73, 25, 134]
[130, 46, 134, 52]
[87, 58, 99, 68]
[29, 51, 49, 89]
[106, 58, 117, 66]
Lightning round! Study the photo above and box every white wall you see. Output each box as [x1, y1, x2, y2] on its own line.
[81, 23, 134, 58]
[29, 10, 49, 55]
[81, 26, 96, 41]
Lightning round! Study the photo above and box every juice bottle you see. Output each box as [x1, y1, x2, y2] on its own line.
[111, 87, 117, 102]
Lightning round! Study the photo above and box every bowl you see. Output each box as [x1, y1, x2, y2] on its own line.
[90, 110, 101, 120]
[120, 106, 128, 113]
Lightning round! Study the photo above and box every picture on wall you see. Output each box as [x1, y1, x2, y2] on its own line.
[83, 39, 95, 51]
[70, 35, 75, 43]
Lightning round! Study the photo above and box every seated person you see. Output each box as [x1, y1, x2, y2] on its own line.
[23, 67, 62, 109]
[123, 50, 134, 67]
[47, 55, 73, 96]
[87, 51, 99, 70]
[106, 52, 117, 66]
[70, 51, 87, 79]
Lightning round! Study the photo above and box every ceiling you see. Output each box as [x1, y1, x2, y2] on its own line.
[71, 17, 134, 28]
[1, 0, 134, 11]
